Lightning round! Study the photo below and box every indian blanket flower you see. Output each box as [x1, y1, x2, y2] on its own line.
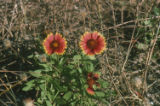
[80, 31, 106, 55]
[43, 33, 67, 55]
[87, 72, 100, 95]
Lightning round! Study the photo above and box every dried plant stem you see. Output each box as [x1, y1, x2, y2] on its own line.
[0, 77, 28, 96]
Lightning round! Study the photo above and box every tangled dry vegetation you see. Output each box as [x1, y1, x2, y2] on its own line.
[0, 0, 160, 106]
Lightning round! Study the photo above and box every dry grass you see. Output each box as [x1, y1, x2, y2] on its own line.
[0, 0, 160, 105]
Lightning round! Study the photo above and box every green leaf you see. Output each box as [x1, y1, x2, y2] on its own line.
[46, 100, 52, 106]
[39, 63, 52, 71]
[71, 101, 77, 106]
[73, 93, 80, 99]
[63, 91, 72, 100]
[27, 54, 34, 58]
[29, 70, 42, 77]
[67, 65, 74, 69]
[88, 63, 94, 72]
[153, 7, 160, 16]
[70, 70, 76, 75]
[40, 84, 45, 90]
[22, 85, 33, 91]
[144, 20, 151, 26]
[95, 91, 105, 97]
[22, 80, 35, 91]
[102, 82, 109, 88]
[37, 98, 42, 104]
[39, 63, 48, 67]
[78, 68, 82, 73]
[73, 55, 81, 62]
[59, 58, 64, 65]
[26, 80, 35, 86]
[41, 91, 47, 99]
[85, 63, 94, 72]
[50, 54, 58, 60]
[137, 43, 148, 50]
[55, 98, 66, 105]
[53, 80, 61, 90]
[87, 55, 96, 60]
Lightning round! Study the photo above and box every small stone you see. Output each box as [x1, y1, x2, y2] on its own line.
[134, 77, 142, 89]
[3, 39, 12, 48]
[23, 98, 34, 106]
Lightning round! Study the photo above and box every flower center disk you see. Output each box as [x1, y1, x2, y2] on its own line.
[87, 39, 97, 49]
[52, 41, 59, 49]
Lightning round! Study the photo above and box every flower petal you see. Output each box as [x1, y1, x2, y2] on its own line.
[87, 88, 95, 95]
[92, 32, 98, 40]
[54, 33, 62, 40]
[93, 73, 99, 79]
[46, 33, 54, 43]
[83, 32, 91, 41]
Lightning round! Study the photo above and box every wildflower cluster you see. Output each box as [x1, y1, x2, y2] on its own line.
[23, 31, 113, 105]
[42, 31, 106, 95]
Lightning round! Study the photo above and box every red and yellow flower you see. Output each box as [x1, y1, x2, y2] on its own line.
[43, 33, 67, 55]
[86, 72, 100, 95]
[80, 31, 106, 55]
